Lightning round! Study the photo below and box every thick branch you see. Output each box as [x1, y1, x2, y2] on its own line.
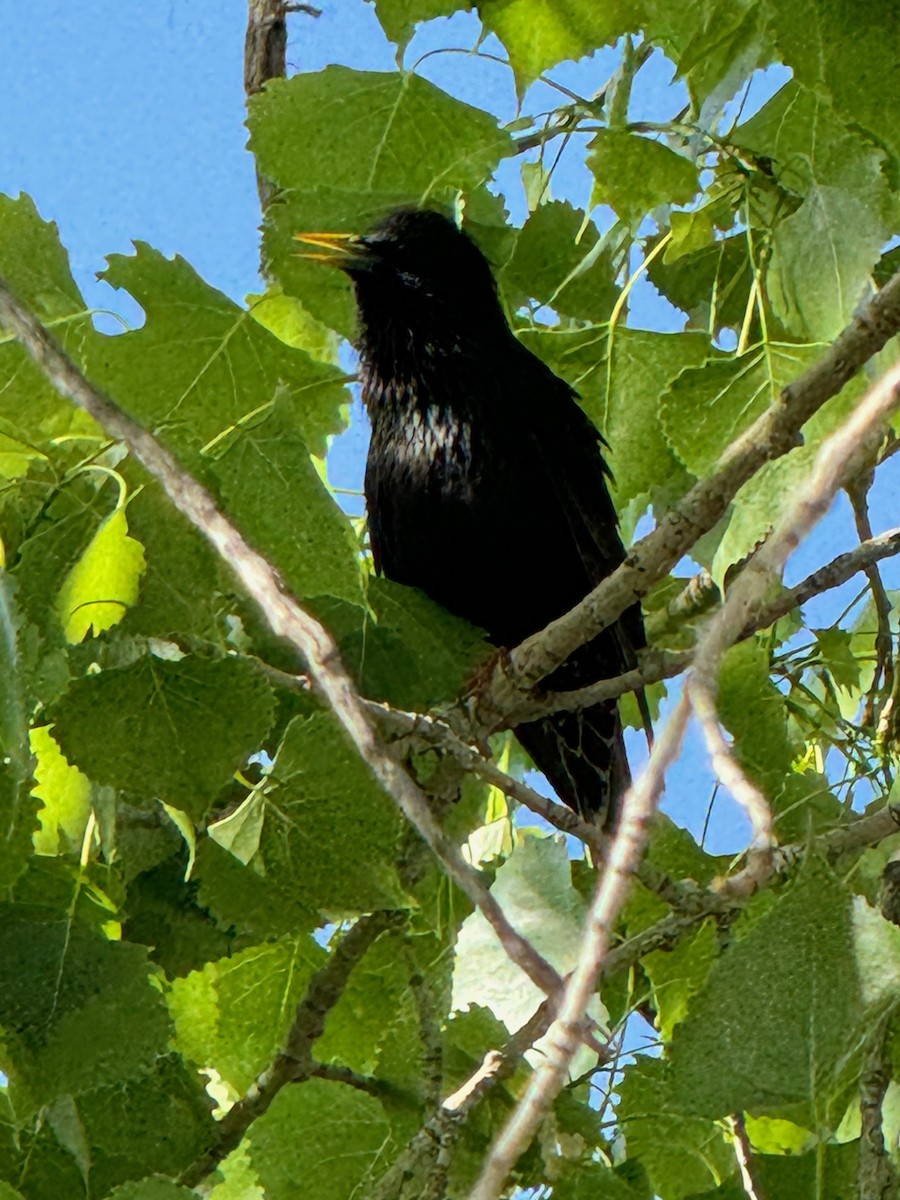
[245, 1, 321, 230]
[0, 280, 564, 1007]
[475, 268, 900, 726]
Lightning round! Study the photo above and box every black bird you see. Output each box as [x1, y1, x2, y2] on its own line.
[297, 209, 645, 827]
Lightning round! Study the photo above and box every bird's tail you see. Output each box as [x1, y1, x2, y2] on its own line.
[514, 701, 629, 830]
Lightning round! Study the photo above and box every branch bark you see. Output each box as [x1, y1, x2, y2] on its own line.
[858, 1017, 898, 1200]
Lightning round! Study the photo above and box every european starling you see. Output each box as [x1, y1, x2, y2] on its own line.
[297, 209, 645, 826]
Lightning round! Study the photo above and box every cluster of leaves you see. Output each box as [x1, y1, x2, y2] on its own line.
[0, 0, 899, 1197]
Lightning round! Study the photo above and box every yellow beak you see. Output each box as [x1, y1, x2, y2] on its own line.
[293, 231, 363, 265]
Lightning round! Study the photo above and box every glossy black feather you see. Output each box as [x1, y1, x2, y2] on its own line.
[344, 208, 645, 825]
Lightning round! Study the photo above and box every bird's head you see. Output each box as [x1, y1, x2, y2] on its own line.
[295, 208, 508, 351]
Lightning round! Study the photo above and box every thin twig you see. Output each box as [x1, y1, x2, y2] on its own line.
[365, 701, 602, 849]
[846, 473, 894, 725]
[696, 362, 900, 896]
[512, 42, 654, 154]
[469, 692, 692, 1200]
[728, 1115, 762, 1200]
[180, 910, 404, 1187]
[0, 279, 565, 1007]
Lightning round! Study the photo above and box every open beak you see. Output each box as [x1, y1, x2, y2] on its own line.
[293, 230, 368, 268]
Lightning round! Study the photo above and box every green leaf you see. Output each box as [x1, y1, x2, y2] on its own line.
[851, 894, 900, 1011]
[122, 852, 235, 978]
[453, 834, 600, 1064]
[661, 342, 819, 479]
[0, 903, 172, 1110]
[667, 861, 860, 1125]
[330, 575, 489, 711]
[51, 655, 276, 819]
[643, 919, 718, 1042]
[104, 1180, 198, 1199]
[73, 1055, 215, 1196]
[90, 243, 349, 459]
[169, 934, 326, 1094]
[743, 1114, 814, 1155]
[717, 640, 793, 798]
[56, 503, 146, 642]
[261, 712, 405, 914]
[502, 201, 618, 322]
[552, 1164, 646, 1199]
[523, 327, 705, 512]
[734, 83, 895, 341]
[813, 627, 862, 692]
[12, 475, 121, 639]
[674, 0, 774, 120]
[709, 362, 863, 585]
[645, 815, 723, 888]
[250, 68, 510, 197]
[752, 1141, 860, 1199]
[368, 0, 473, 49]
[246, 1079, 392, 1200]
[120, 477, 232, 641]
[316, 930, 414, 1077]
[250, 68, 512, 334]
[771, 0, 900, 162]
[30, 726, 91, 856]
[194, 838, 316, 941]
[478, 0, 641, 92]
[616, 1058, 733, 1200]
[207, 1144, 265, 1200]
[0, 574, 39, 888]
[0, 195, 99, 446]
[248, 287, 342, 365]
[647, 232, 754, 335]
[208, 392, 364, 608]
[588, 131, 699, 223]
[208, 788, 266, 864]
[0, 432, 47, 481]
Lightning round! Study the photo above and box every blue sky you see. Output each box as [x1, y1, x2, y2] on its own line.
[4, 1, 896, 854]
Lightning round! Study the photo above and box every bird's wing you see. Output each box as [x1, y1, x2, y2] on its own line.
[516, 355, 647, 677]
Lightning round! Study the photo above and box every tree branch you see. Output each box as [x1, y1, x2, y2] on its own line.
[515, 527, 900, 722]
[473, 268, 900, 728]
[701, 363, 900, 895]
[0, 279, 565, 1009]
[470, 692, 692, 1200]
[245, 0, 321, 217]
[847, 472, 894, 724]
[372, 787, 900, 1197]
[180, 909, 403, 1187]
[366, 701, 602, 848]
